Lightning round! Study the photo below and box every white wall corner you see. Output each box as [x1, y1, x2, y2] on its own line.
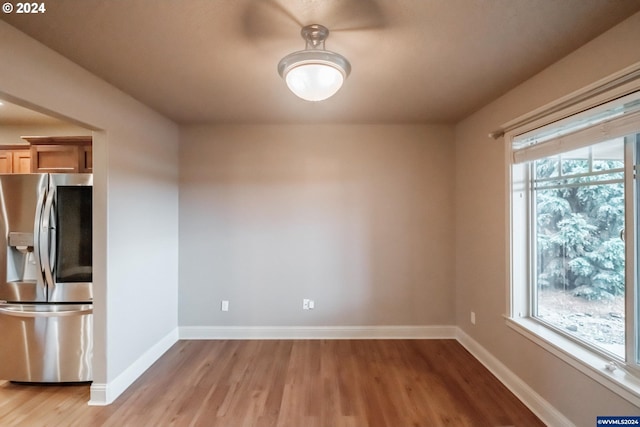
[179, 325, 457, 340]
[89, 327, 179, 406]
[455, 328, 574, 427]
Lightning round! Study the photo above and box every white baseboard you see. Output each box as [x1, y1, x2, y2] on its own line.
[88, 327, 179, 406]
[456, 328, 574, 427]
[179, 325, 457, 340]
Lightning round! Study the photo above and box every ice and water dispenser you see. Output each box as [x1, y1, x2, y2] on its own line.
[6, 231, 37, 286]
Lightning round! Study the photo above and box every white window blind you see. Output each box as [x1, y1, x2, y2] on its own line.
[511, 91, 640, 164]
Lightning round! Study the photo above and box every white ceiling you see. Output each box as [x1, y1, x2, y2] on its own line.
[2, 0, 640, 125]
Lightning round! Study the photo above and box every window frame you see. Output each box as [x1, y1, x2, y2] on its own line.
[506, 90, 640, 406]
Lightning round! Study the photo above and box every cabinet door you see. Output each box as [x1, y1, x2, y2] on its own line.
[31, 145, 80, 173]
[12, 150, 31, 174]
[23, 137, 91, 174]
[0, 151, 13, 173]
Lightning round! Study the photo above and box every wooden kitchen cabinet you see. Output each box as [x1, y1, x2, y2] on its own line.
[0, 151, 12, 173]
[13, 149, 31, 173]
[22, 136, 92, 173]
[0, 146, 32, 174]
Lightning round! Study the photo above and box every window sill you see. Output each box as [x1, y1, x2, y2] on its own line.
[506, 316, 640, 407]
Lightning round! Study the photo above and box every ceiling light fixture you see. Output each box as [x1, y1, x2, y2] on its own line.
[278, 24, 351, 102]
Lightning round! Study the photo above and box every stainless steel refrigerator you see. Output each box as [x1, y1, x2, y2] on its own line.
[0, 173, 92, 382]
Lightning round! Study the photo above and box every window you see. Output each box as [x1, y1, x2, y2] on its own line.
[532, 139, 626, 358]
[509, 90, 640, 396]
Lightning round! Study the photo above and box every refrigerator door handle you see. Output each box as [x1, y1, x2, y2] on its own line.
[40, 186, 56, 290]
[32, 185, 47, 289]
[0, 305, 92, 318]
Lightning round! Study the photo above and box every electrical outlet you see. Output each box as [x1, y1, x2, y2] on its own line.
[470, 311, 476, 325]
[221, 300, 229, 312]
[303, 299, 310, 310]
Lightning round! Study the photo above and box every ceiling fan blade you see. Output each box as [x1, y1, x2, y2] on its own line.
[242, 0, 304, 41]
[330, 25, 384, 34]
[261, 0, 304, 28]
[241, 0, 388, 44]
[322, 0, 387, 32]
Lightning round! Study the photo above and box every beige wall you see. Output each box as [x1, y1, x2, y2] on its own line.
[455, 12, 640, 425]
[180, 124, 454, 327]
[0, 20, 180, 400]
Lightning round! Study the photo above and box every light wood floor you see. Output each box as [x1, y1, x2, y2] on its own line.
[0, 340, 543, 427]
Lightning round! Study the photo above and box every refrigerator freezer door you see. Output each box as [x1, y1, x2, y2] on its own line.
[0, 303, 93, 382]
[0, 174, 48, 302]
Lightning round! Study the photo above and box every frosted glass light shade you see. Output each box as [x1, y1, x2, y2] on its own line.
[278, 48, 351, 102]
[285, 64, 345, 102]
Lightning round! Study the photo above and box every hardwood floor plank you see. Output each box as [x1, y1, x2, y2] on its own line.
[0, 339, 545, 427]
